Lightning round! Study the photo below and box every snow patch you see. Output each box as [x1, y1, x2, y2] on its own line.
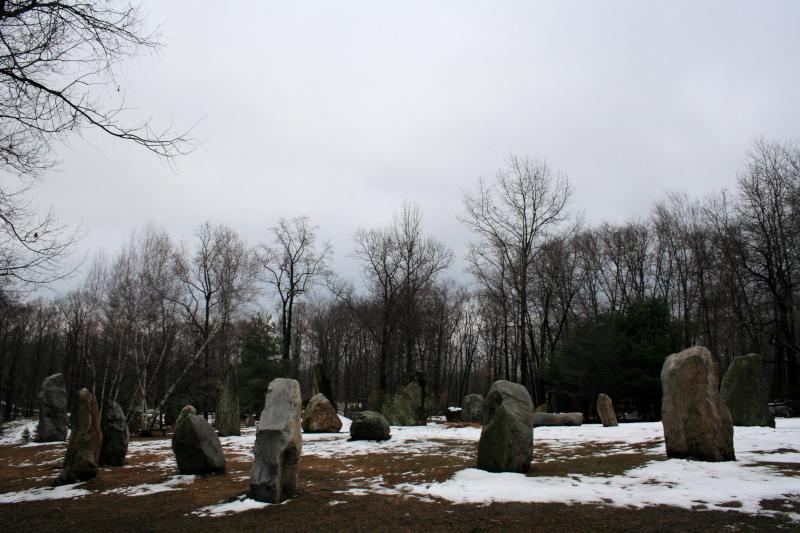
[192, 495, 274, 517]
[0, 483, 90, 503]
[105, 475, 196, 496]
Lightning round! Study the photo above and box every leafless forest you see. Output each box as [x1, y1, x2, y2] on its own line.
[1, 141, 799, 428]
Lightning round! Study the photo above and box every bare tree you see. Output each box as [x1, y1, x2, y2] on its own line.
[461, 155, 571, 402]
[173, 222, 256, 416]
[0, 1, 192, 296]
[257, 216, 331, 363]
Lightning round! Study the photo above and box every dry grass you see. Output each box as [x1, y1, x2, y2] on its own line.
[0, 435, 795, 532]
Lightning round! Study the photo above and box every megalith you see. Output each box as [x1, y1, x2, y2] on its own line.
[99, 401, 129, 466]
[721, 353, 775, 428]
[55, 388, 102, 485]
[37, 373, 68, 442]
[477, 380, 534, 473]
[596, 393, 618, 427]
[302, 393, 342, 433]
[661, 346, 735, 462]
[462, 394, 484, 423]
[383, 373, 427, 426]
[249, 378, 303, 503]
[171, 405, 226, 475]
[532, 412, 584, 427]
[216, 363, 240, 437]
[349, 411, 391, 441]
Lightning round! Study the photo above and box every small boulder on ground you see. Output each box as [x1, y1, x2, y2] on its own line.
[99, 401, 129, 466]
[462, 394, 484, 423]
[302, 393, 342, 433]
[171, 405, 226, 475]
[55, 388, 102, 485]
[596, 393, 618, 427]
[477, 380, 534, 473]
[349, 411, 391, 441]
[661, 346, 735, 462]
[721, 353, 775, 428]
[532, 412, 584, 427]
[38, 373, 68, 442]
[249, 378, 303, 503]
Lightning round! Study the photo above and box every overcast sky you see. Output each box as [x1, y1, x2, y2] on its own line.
[32, 0, 800, 294]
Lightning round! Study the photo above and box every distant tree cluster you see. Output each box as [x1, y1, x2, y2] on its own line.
[1, 140, 799, 425]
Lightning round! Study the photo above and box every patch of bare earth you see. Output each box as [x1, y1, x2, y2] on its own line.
[0, 435, 794, 532]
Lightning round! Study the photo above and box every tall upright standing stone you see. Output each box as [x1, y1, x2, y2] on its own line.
[37, 373, 68, 442]
[477, 380, 535, 473]
[721, 353, 775, 428]
[661, 346, 735, 462]
[55, 388, 102, 485]
[596, 393, 618, 427]
[249, 378, 302, 503]
[216, 363, 240, 437]
[99, 401, 129, 466]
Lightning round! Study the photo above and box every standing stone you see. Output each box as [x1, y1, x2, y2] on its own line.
[349, 411, 391, 441]
[721, 353, 775, 428]
[477, 380, 534, 473]
[661, 346, 735, 462]
[249, 378, 303, 503]
[302, 393, 342, 433]
[596, 393, 618, 427]
[55, 388, 102, 485]
[383, 373, 427, 426]
[445, 407, 463, 423]
[99, 401, 129, 466]
[462, 394, 484, 423]
[216, 363, 240, 437]
[245, 414, 256, 427]
[171, 405, 226, 475]
[37, 373, 68, 442]
[532, 412, 584, 427]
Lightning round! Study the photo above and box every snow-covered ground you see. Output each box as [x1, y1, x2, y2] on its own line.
[1, 416, 798, 522]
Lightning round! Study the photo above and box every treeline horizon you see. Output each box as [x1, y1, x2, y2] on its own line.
[1, 138, 799, 426]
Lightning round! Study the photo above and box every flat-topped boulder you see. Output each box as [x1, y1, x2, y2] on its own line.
[661, 346, 735, 462]
[302, 393, 342, 433]
[249, 378, 303, 503]
[477, 380, 534, 473]
[349, 411, 391, 441]
[56, 388, 102, 485]
[533, 412, 583, 427]
[38, 373, 68, 442]
[171, 405, 226, 475]
[721, 353, 775, 428]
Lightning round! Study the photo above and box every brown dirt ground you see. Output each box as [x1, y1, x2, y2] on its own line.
[0, 433, 796, 532]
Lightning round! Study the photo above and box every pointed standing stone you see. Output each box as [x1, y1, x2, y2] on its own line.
[55, 388, 102, 485]
[216, 362, 240, 437]
[99, 401, 129, 466]
[37, 373, 68, 442]
[302, 393, 342, 433]
[249, 378, 303, 503]
[661, 346, 735, 462]
[596, 393, 618, 427]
